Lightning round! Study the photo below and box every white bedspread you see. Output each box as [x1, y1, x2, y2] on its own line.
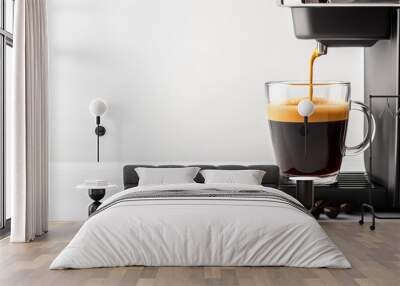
[50, 183, 351, 269]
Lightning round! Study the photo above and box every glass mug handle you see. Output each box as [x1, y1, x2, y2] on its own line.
[345, 101, 376, 156]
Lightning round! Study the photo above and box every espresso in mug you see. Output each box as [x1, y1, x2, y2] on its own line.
[267, 98, 349, 177]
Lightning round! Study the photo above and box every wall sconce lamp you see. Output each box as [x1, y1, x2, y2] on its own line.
[89, 98, 108, 162]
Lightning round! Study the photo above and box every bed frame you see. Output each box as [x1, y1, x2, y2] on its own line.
[123, 164, 280, 189]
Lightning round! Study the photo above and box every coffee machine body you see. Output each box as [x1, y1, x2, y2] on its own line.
[279, 0, 400, 208]
[364, 11, 400, 208]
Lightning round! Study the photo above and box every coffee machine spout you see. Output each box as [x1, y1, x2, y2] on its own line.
[317, 42, 327, 56]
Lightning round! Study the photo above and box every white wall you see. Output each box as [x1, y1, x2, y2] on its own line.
[48, 0, 365, 220]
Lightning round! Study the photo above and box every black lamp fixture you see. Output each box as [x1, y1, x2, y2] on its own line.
[89, 98, 108, 162]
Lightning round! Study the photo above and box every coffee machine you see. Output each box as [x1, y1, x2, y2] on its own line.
[278, 0, 400, 211]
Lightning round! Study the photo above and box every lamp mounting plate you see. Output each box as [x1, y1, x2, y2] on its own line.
[95, 126, 106, 136]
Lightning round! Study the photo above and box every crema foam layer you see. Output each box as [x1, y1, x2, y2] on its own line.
[267, 98, 349, 123]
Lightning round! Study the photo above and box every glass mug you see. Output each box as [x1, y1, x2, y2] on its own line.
[265, 81, 375, 184]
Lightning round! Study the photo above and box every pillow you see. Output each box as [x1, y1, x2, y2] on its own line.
[135, 167, 201, 186]
[200, 169, 266, 185]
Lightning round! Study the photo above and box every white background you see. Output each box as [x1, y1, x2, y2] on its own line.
[47, 0, 365, 220]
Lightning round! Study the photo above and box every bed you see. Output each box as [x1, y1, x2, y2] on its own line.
[50, 165, 350, 269]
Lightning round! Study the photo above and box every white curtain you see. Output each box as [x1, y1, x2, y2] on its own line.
[9, 0, 49, 242]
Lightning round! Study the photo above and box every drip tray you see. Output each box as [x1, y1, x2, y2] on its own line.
[279, 172, 387, 210]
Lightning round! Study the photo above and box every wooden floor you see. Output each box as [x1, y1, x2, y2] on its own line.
[1, 221, 400, 286]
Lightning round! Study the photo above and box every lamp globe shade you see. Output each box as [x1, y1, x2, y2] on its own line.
[89, 98, 107, 117]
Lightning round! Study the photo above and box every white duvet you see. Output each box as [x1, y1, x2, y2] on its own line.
[50, 183, 351, 269]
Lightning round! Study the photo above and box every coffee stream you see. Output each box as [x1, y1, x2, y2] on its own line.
[304, 48, 323, 157]
[309, 47, 321, 101]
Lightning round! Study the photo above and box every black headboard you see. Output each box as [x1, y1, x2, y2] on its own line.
[123, 164, 280, 189]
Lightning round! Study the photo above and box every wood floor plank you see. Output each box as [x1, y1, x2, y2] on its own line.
[0, 221, 400, 286]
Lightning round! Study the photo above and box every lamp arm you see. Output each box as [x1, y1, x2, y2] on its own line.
[97, 126, 100, 162]
[94, 116, 106, 162]
[97, 117, 100, 162]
